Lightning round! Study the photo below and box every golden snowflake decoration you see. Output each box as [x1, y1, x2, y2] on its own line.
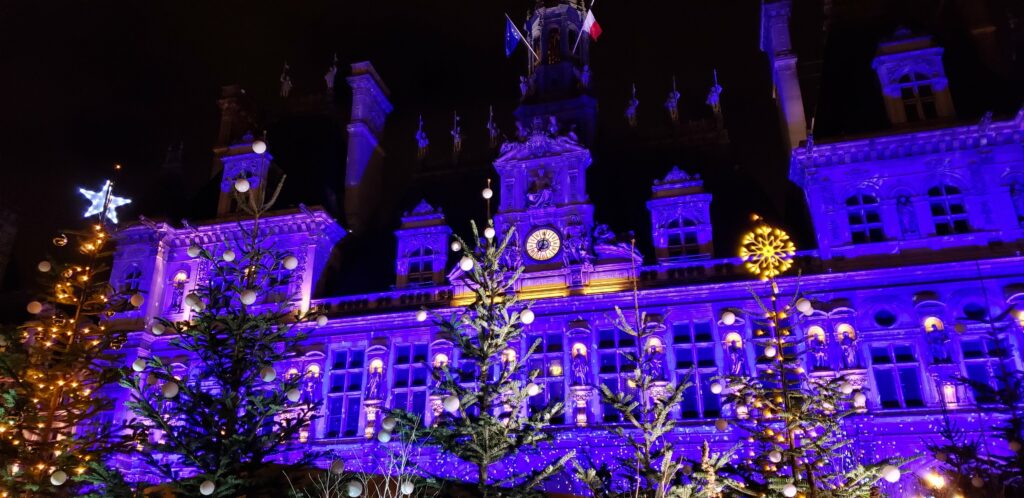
[739, 217, 796, 280]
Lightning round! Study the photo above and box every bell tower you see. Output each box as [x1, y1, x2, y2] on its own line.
[515, 0, 598, 146]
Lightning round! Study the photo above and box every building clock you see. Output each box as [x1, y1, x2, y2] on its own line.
[525, 228, 562, 261]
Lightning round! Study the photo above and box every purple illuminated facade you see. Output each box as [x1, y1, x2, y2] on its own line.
[104, 1, 1024, 494]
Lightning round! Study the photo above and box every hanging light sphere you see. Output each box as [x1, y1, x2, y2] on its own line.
[400, 480, 415, 495]
[381, 416, 397, 431]
[185, 293, 203, 311]
[721, 311, 736, 326]
[187, 244, 202, 258]
[26, 301, 43, 314]
[853, 392, 867, 405]
[234, 178, 251, 193]
[484, 227, 496, 239]
[714, 418, 729, 431]
[330, 460, 346, 475]
[260, 366, 277, 382]
[482, 187, 494, 199]
[240, 290, 257, 305]
[768, 450, 783, 463]
[1010, 440, 1022, 452]
[795, 298, 813, 315]
[443, 395, 460, 413]
[520, 308, 536, 325]
[130, 293, 145, 308]
[782, 483, 797, 497]
[316, 315, 329, 327]
[526, 383, 541, 396]
[710, 381, 723, 394]
[346, 480, 364, 497]
[459, 256, 475, 272]
[377, 430, 392, 443]
[286, 388, 301, 402]
[416, 310, 428, 322]
[132, 358, 147, 372]
[200, 480, 216, 496]
[50, 470, 68, 486]
[162, 382, 179, 399]
[840, 382, 854, 395]
[971, 476, 985, 488]
[252, 140, 267, 154]
[283, 255, 299, 270]
[222, 249, 236, 262]
[881, 465, 901, 483]
[152, 322, 166, 336]
[764, 345, 777, 358]
[37, 261, 52, 272]
[450, 240, 462, 252]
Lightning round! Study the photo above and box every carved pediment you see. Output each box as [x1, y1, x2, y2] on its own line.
[496, 131, 586, 162]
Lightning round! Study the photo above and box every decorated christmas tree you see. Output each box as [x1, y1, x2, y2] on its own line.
[573, 241, 744, 498]
[400, 220, 572, 497]
[0, 179, 136, 496]
[118, 174, 325, 497]
[716, 215, 912, 498]
[924, 312, 1024, 498]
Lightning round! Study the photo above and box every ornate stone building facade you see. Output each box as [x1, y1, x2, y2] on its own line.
[105, 0, 1024, 493]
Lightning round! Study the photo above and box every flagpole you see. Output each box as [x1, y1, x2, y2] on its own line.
[506, 13, 538, 60]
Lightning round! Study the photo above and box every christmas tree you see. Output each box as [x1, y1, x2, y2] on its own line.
[925, 311, 1024, 498]
[573, 241, 745, 498]
[118, 175, 325, 497]
[400, 221, 572, 497]
[716, 215, 912, 498]
[0, 195, 135, 495]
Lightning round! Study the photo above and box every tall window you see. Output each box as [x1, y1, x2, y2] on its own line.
[664, 218, 701, 258]
[406, 247, 435, 285]
[526, 332, 565, 424]
[846, 194, 884, 243]
[960, 337, 1005, 404]
[928, 185, 968, 235]
[392, 343, 429, 416]
[597, 327, 637, 423]
[326, 349, 364, 438]
[121, 266, 142, 294]
[870, 344, 924, 409]
[672, 321, 720, 419]
[898, 73, 937, 122]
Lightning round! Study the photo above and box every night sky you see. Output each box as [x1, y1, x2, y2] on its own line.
[0, 1, 1018, 292]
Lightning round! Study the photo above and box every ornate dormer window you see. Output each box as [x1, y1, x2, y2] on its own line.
[897, 73, 937, 122]
[928, 185, 968, 235]
[845, 194, 884, 244]
[647, 167, 713, 262]
[121, 265, 143, 294]
[406, 247, 435, 285]
[395, 200, 451, 288]
[872, 30, 955, 126]
[665, 218, 701, 257]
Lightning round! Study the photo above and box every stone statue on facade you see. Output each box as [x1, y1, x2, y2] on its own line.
[576, 64, 592, 90]
[839, 331, 859, 369]
[366, 367, 383, 400]
[450, 111, 463, 155]
[809, 334, 829, 370]
[571, 348, 590, 386]
[897, 195, 919, 237]
[592, 224, 643, 262]
[928, 327, 952, 363]
[324, 54, 338, 91]
[727, 338, 745, 375]
[665, 76, 681, 124]
[487, 106, 500, 148]
[519, 75, 530, 99]
[415, 115, 429, 159]
[502, 233, 524, 270]
[280, 63, 293, 98]
[706, 69, 723, 114]
[526, 169, 554, 208]
[515, 121, 529, 140]
[548, 115, 560, 136]
[643, 342, 666, 381]
[625, 83, 639, 128]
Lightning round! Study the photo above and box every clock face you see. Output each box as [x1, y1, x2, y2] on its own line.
[526, 228, 562, 261]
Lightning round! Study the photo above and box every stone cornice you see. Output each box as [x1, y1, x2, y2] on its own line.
[116, 208, 345, 248]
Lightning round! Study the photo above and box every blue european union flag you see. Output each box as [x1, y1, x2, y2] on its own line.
[505, 17, 522, 58]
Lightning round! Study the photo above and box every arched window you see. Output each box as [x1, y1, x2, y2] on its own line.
[846, 194, 883, 243]
[928, 185, 968, 235]
[665, 217, 700, 257]
[897, 72, 937, 122]
[406, 247, 435, 284]
[122, 266, 142, 294]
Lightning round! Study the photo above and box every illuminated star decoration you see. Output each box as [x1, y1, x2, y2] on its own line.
[739, 215, 796, 281]
[79, 180, 131, 224]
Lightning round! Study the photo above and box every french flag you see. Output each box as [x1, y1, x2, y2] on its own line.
[582, 10, 602, 41]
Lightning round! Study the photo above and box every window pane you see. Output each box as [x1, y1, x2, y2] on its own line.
[874, 369, 900, 408]
[899, 367, 923, 407]
[894, 345, 915, 363]
[693, 322, 712, 342]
